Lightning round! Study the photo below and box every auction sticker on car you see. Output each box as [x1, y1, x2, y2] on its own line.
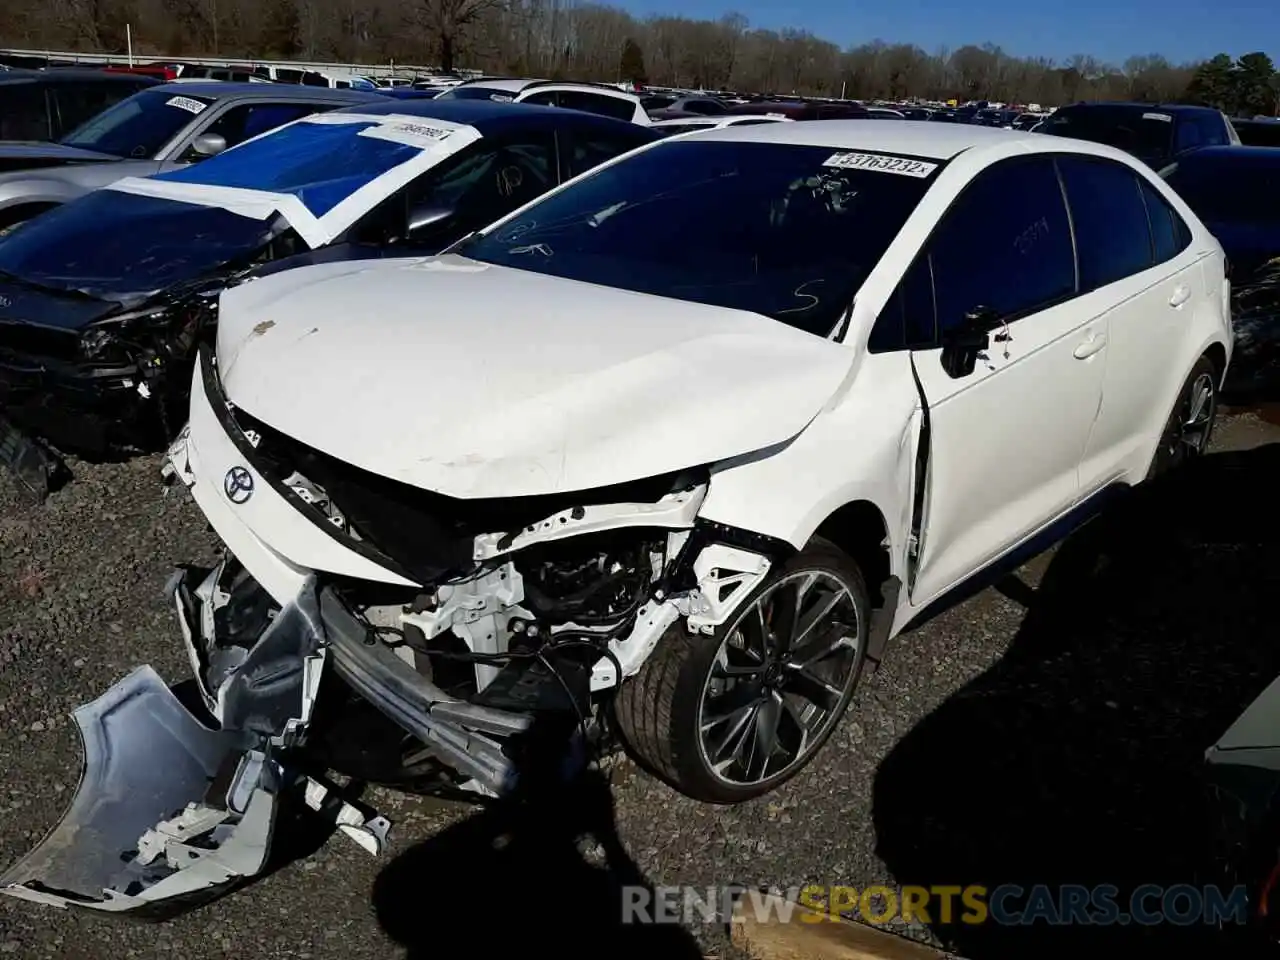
[360, 119, 456, 148]
[823, 151, 938, 177]
[165, 96, 208, 115]
[1142, 112, 1173, 122]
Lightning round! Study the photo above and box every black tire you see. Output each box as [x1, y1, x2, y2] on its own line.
[613, 536, 869, 803]
[1148, 354, 1219, 479]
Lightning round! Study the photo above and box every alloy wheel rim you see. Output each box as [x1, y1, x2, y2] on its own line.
[696, 569, 861, 787]
[1181, 372, 1216, 456]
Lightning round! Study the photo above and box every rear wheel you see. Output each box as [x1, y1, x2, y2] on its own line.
[1149, 354, 1219, 478]
[614, 537, 868, 803]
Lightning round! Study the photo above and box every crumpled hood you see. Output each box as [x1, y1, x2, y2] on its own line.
[0, 141, 119, 173]
[216, 256, 854, 499]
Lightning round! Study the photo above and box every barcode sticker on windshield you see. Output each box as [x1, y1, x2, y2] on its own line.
[165, 96, 208, 115]
[823, 152, 938, 177]
[1143, 112, 1173, 122]
[359, 121, 455, 148]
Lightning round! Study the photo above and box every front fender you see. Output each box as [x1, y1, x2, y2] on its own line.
[698, 351, 917, 576]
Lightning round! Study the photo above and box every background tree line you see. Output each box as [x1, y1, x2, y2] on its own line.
[1, 0, 1277, 112]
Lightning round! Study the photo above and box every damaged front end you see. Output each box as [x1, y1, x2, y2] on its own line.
[0, 575, 385, 915]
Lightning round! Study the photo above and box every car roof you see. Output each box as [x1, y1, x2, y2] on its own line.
[330, 96, 659, 139]
[149, 81, 378, 102]
[1173, 144, 1280, 166]
[685, 119, 1042, 160]
[1055, 101, 1214, 115]
[0, 69, 156, 85]
[452, 77, 536, 93]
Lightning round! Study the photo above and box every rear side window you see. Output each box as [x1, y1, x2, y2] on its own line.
[1057, 155, 1153, 290]
[1139, 179, 1192, 264]
[0, 83, 50, 140]
[928, 157, 1075, 332]
[552, 90, 637, 122]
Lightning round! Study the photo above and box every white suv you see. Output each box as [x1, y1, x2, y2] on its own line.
[0, 121, 1231, 914]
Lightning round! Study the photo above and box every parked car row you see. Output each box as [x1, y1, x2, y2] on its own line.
[0, 110, 1236, 922]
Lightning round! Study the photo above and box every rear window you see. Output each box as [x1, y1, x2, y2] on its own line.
[1041, 106, 1175, 163]
[459, 140, 936, 338]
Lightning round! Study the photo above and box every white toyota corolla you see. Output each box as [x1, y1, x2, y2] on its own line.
[2, 121, 1232, 913]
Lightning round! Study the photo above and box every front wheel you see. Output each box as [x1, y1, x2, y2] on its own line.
[614, 537, 869, 803]
[1148, 354, 1219, 479]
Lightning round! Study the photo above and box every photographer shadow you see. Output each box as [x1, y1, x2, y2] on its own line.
[873, 442, 1280, 959]
[370, 716, 705, 959]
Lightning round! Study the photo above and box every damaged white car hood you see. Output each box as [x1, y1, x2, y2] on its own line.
[216, 255, 855, 499]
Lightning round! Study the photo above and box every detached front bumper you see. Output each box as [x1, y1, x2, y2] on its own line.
[0, 573, 329, 915]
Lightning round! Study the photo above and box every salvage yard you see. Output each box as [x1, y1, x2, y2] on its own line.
[0, 409, 1276, 959]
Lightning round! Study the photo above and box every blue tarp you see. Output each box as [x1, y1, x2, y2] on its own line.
[158, 120, 423, 218]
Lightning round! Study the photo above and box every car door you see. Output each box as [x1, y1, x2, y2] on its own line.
[902, 155, 1106, 606]
[1060, 155, 1202, 485]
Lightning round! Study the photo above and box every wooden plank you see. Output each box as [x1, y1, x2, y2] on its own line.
[731, 892, 953, 960]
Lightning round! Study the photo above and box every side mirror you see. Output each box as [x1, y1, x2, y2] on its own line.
[405, 201, 456, 239]
[189, 132, 228, 159]
[940, 306, 998, 379]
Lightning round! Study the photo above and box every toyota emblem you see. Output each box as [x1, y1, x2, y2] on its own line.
[224, 466, 254, 504]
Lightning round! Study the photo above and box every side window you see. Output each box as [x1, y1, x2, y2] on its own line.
[1175, 118, 1203, 153]
[1057, 155, 1153, 290]
[520, 91, 559, 107]
[0, 84, 51, 140]
[929, 158, 1075, 334]
[1196, 114, 1228, 146]
[562, 130, 646, 179]
[352, 135, 556, 246]
[1138, 178, 1192, 264]
[684, 100, 721, 116]
[869, 255, 936, 352]
[554, 90, 637, 122]
[188, 102, 322, 157]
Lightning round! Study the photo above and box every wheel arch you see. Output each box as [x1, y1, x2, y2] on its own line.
[0, 200, 59, 232]
[811, 499, 891, 608]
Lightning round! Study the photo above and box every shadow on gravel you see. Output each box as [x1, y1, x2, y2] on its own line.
[371, 717, 704, 960]
[873, 441, 1280, 959]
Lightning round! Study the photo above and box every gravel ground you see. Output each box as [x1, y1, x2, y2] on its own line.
[0, 411, 1277, 959]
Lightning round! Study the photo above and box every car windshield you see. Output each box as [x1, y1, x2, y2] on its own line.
[1164, 158, 1280, 223]
[1040, 106, 1175, 161]
[157, 115, 447, 218]
[436, 86, 516, 102]
[459, 140, 936, 337]
[59, 89, 213, 158]
[0, 190, 279, 300]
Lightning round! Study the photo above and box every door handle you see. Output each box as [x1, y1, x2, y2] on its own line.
[1073, 332, 1107, 359]
[1169, 285, 1191, 307]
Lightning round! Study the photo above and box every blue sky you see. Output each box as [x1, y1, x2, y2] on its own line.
[617, 0, 1278, 66]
